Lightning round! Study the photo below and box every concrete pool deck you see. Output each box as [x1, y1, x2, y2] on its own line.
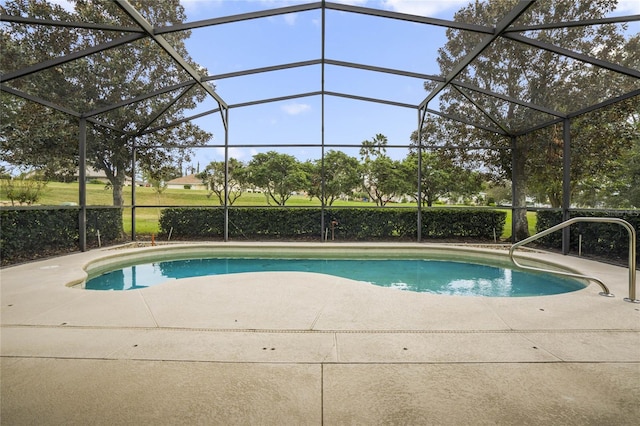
[1, 242, 639, 425]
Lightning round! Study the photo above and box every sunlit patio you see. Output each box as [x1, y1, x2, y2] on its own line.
[1, 242, 638, 424]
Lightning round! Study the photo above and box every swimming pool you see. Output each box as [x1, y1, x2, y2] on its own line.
[84, 255, 586, 297]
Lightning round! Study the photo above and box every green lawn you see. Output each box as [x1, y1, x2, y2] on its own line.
[3, 181, 537, 239]
[500, 209, 538, 239]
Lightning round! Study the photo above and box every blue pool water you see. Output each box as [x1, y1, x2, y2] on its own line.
[84, 258, 586, 296]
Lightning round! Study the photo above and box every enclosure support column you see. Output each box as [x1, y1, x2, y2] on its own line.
[224, 107, 230, 242]
[562, 118, 571, 255]
[131, 141, 137, 242]
[78, 117, 87, 252]
[320, 2, 326, 241]
[510, 136, 518, 241]
[417, 106, 426, 242]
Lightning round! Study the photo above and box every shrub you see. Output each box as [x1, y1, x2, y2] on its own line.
[0, 207, 123, 264]
[159, 207, 506, 241]
[159, 207, 224, 238]
[1, 177, 48, 206]
[536, 210, 639, 264]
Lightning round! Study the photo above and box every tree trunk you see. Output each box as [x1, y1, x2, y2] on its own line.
[548, 192, 562, 208]
[512, 141, 529, 242]
[111, 168, 125, 207]
[109, 168, 126, 237]
[112, 183, 124, 206]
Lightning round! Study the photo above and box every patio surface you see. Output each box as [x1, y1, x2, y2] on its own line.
[1, 242, 639, 425]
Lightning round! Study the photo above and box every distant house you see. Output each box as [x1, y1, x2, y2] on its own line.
[32, 167, 132, 185]
[166, 174, 207, 190]
[74, 167, 109, 183]
[24, 167, 117, 183]
[79, 168, 134, 185]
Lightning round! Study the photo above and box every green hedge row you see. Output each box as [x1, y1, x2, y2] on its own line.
[0, 208, 122, 264]
[159, 207, 506, 241]
[536, 210, 639, 263]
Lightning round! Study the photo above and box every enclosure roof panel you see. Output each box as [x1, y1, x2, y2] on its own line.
[1, 0, 638, 137]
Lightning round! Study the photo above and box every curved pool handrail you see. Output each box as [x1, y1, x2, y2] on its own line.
[509, 217, 638, 303]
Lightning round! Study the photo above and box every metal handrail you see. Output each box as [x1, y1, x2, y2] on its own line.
[509, 217, 638, 303]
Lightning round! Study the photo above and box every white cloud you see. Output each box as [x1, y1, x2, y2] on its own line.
[283, 13, 298, 26]
[180, 0, 224, 19]
[614, 0, 640, 15]
[381, 0, 468, 17]
[214, 147, 249, 160]
[48, 0, 75, 12]
[182, 0, 466, 22]
[332, 0, 369, 5]
[281, 102, 311, 115]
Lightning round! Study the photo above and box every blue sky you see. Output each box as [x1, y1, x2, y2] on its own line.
[10, 0, 640, 170]
[174, 0, 640, 169]
[179, 0, 470, 167]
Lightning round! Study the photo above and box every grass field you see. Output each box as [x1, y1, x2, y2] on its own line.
[2, 181, 537, 238]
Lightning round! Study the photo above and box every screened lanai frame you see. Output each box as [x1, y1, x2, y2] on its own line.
[1, 0, 639, 252]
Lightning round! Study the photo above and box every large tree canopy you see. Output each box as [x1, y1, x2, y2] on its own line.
[198, 158, 247, 206]
[0, 0, 212, 207]
[304, 150, 361, 206]
[359, 134, 407, 206]
[403, 151, 483, 207]
[1, 0, 636, 235]
[245, 152, 308, 206]
[421, 0, 638, 240]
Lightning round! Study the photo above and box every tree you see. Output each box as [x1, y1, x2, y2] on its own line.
[403, 152, 483, 207]
[364, 156, 407, 206]
[245, 152, 308, 206]
[0, 172, 48, 206]
[197, 158, 247, 205]
[359, 133, 388, 161]
[526, 98, 638, 208]
[0, 94, 79, 180]
[304, 150, 361, 205]
[586, 110, 640, 208]
[141, 164, 180, 204]
[484, 181, 511, 206]
[358, 134, 408, 206]
[0, 0, 212, 210]
[622, 135, 640, 207]
[428, 0, 635, 240]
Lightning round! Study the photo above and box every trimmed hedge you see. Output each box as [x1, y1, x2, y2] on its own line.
[536, 210, 639, 264]
[0, 208, 122, 264]
[159, 207, 506, 241]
